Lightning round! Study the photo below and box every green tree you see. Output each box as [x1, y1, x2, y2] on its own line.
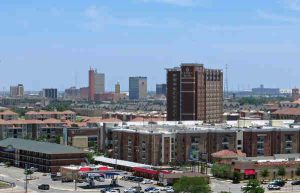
[260, 168, 270, 182]
[277, 166, 286, 178]
[86, 152, 95, 164]
[173, 177, 211, 193]
[54, 136, 61, 144]
[242, 179, 265, 193]
[232, 171, 241, 184]
[211, 164, 232, 179]
[296, 166, 300, 177]
[24, 169, 34, 179]
[4, 161, 11, 167]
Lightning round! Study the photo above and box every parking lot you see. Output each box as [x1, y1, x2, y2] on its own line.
[4, 166, 300, 192]
[0, 166, 172, 193]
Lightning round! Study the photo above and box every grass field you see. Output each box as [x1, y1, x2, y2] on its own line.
[0, 181, 9, 188]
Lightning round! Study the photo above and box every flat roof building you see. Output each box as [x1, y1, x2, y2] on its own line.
[0, 138, 87, 172]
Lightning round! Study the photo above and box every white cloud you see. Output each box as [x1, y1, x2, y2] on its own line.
[257, 9, 300, 23]
[84, 5, 102, 19]
[281, 0, 300, 11]
[83, 5, 182, 31]
[138, 0, 210, 7]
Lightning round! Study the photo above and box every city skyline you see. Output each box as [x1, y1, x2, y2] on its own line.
[1, 0, 300, 91]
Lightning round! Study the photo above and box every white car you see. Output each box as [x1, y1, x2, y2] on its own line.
[0, 162, 5, 166]
[142, 179, 153, 184]
[106, 190, 119, 193]
[124, 188, 138, 193]
[166, 189, 174, 193]
[160, 187, 173, 191]
[149, 188, 160, 193]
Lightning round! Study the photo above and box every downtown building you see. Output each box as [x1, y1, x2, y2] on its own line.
[42, 88, 58, 99]
[10, 84, 24, 98]
[89, 68, 105, 101]
[167, 63, 223, 123]
[129, 77, 148, 100]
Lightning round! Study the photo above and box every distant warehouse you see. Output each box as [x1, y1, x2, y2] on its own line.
[0, 138, 87, 172]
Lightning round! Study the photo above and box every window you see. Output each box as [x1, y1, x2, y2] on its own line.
[237, 140, 242, 145]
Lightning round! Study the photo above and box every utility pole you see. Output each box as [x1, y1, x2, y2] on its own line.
[24, 164, 28, 193]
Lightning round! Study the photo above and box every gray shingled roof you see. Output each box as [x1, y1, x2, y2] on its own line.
[0, 138, 85, 154]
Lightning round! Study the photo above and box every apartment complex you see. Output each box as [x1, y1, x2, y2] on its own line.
[110, 126, 236, 165]
[0, 138, 86, 172]
[129, 77, 148, 100]
[25, 110, 76, 121]
[89, 68, 105, 101]
[167, 63, 223, 123]
[103, 120, 300, 165]
[0, 110, 18, 120]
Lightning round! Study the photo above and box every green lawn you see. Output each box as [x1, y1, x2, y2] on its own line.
[0, 181, 9, 188]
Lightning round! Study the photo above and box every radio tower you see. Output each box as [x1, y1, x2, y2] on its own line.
[225, 64, 229, 99]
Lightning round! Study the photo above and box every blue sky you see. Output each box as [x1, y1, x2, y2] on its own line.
[0, 0, 300, 91]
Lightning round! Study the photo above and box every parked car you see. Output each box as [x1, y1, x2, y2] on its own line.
[142, 179, 153, 184]
[61, 178, 73, 183]
[292, 181, 300, 185]
[148, 188, 160, 193]
[145, 187, 156, 192]
[166, 188, 174, 193]
[0, 162, 5, 166]
[270, 180, 286, 187]
[160, 186, 174, 192]
[267, 184, 281, 190]
[241, 185, 251, 191]
[30, 167, 38, 172]
[38, 184, 50, 190]
[124, 188, 138, 193]
[106, 189, 120, 193]
[133, 177, 144, 182]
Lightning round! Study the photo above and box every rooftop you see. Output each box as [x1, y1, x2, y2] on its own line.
[272, 108, 300, 116]
[0, 110, 18, 116]
[94, 156, 152, 168]
[25, 110, 76, 115]
[0, 138, 85, 154]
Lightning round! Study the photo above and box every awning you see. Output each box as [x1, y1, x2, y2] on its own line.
[160, 170, 172, 174]
[99, 166, 109, 171]
[80, 167, 91, 172]
[132, 167, 159, 175]
[245, 169, 256, 176]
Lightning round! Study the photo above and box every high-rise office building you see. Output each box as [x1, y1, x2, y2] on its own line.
[167, 63, 223, 123]
[89, 68, 105, 101]
[42, 88, 58, 99]
[292, 88, 299, 101]
[10, 84, 24, 98]
[115, 82, 121, 94]
[156, 84, 167, 96]
[129, 77, 147, 100]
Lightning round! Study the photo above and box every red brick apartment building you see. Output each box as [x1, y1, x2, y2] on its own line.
[0, 138, 86, 172]
[111, 127, 237, 165]
[167, 63, 223, 123]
